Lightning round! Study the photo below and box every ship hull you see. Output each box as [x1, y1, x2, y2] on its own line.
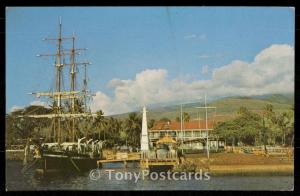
[149, 165, 174, 173]
[35, 154, 100, 176]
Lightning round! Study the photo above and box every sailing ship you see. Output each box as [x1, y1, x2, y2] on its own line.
[22, 18, 103, 176]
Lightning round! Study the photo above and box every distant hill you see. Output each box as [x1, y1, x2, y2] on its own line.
[250, 93, 294, 105]
[110, 93, 294, 122]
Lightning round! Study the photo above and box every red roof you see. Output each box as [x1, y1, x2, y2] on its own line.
[150, 120, 214, 131]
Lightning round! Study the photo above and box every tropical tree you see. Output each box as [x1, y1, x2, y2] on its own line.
[123, 112, 142, 147]
[262, 104, 279, 145]
[277, 112, 290, 145]
[105, 117, 122, 147]
[214, 106, 262, 146]
[214, 120, 239, 147]
[236, 109, 261, 146]
[93, 110, 106, 140]
[175, 112, 190, 123]
[287, 106, 294, 147]
[159, 117, 170, 122]
[183, 112, 190, 122]
[148, 119, 156, 129]
[276, 108, 294, 146]
[119, 124, 128, 146]
[5, 105, 52, 145]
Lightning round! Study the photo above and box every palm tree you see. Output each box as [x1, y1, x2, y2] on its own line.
[93, 110, 106, 140]
[124, 112, 142, 147]
[277, 108, 294, 147]
[262, 104, 278, 145]
[237, 106, 249, 115]
[106, 117, 121, 143]
[277, 112, 290, 146]
[289, 106, 294, 147]
[261, 116, 268, 154]
[183, 112, 190, 122]
[148, 119, 156, 129]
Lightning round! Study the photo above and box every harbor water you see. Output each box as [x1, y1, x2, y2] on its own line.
[6, 160, 293, 191]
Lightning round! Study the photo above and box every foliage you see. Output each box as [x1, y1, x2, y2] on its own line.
[214, 104, 294, 147]
[148, 119, 156, 129]
[175, 112, 190, 122]
[122, 112, 142, 148]
[183, 112, 190, 122]
[214, 107, 262, 146]
[5, 106, 52, 145]
[159, 117, 171, 122]
[6, 101, 294, 148]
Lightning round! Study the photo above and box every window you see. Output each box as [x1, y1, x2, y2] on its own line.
[194, 131, 201, 137]
[154, 133, 159, 139]
[169, 131, 176, 137]
[149, 133, 154, 138]
[201, 131, 208, 137]
[177, 132, 184, 137]
[185, 131, 192, 137]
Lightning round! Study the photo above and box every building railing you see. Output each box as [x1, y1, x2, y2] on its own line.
[149, 129, 209, 140]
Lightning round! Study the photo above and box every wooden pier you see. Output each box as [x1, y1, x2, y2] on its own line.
[139, 151, 179, 171]
[97, 152, 141, 168]
[140, 158, 178, 169]
[96, 151, 179, 171]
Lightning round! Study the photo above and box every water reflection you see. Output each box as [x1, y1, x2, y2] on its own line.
[6, 160, 293, 191]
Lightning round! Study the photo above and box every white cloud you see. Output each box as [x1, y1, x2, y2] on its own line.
[198, 53, 225, 59]
[10, 105, 24, 112]
[201, 65, 209, 75]
[91, 44, 294, 115]
[184, 34, 206, 40]
[10, 100, 50, 113]
[107, 78, 126, 88]
[184, 34, 197, 39]
[90, 91, 114, 114]
[198, 54, 210, 59]
[30, 100, 50, 108]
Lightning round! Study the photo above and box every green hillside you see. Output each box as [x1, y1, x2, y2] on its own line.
[110, 94, 294, 122]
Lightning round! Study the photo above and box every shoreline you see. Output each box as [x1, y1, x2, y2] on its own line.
[173, 164, 294, 176]
[207, 164, 293, 176]
[181, 152, 294, 176]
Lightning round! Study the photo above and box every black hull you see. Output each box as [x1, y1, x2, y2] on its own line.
[149, 165, 174, 173]
[35, 154, 100, 176]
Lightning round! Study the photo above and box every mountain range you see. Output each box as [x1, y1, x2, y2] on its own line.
[110, 93, 294, 122]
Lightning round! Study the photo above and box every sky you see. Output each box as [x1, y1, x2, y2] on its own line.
[6, 7, 295, 115]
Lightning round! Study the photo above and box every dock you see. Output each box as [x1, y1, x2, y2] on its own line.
[140, 158, 178, 168]
[140, 151, 179, 171]
[97, 152, 141, 168]
[96, 151, 179, 171]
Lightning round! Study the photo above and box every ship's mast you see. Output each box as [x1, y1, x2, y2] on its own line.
[70, 32, 76, 142]
[22, 18, 97, 145]
[55, 17, 63, 145]
[68, 33, 90, 142]
[83, 63, 88, 112]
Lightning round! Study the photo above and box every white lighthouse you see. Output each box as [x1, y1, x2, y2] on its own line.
[141, 106, 149, 151]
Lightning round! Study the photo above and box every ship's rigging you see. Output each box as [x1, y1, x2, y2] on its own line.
[20, 18, 97, 145]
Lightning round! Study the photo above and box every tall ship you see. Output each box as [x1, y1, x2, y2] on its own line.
[21, 18, 103, 176]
